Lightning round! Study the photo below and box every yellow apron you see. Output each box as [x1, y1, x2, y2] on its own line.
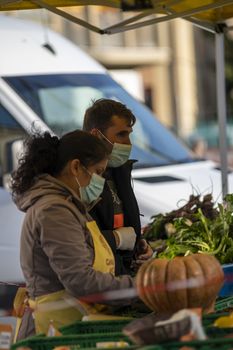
[14, 220, 115, 337]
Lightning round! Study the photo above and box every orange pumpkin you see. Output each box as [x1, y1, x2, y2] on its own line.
[136, 253, 224, 313]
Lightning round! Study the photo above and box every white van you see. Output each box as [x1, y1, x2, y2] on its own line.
[0, 15, 233, 308]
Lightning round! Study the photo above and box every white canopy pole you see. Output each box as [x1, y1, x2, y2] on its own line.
[215, 30, 229, 198]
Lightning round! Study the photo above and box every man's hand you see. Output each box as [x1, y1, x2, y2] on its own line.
[135, 239, 153, 265]
[113, 226, 137, 250]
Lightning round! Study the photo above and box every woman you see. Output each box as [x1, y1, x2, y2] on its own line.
[11, 130, 135, 340]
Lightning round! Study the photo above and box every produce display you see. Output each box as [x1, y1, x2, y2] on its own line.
[10, 195, 233, 350]
[144, 193, 233, 263]
[136, 253, 224, 313]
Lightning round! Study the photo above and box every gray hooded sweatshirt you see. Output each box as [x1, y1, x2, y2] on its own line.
[15, 174, 134, 300]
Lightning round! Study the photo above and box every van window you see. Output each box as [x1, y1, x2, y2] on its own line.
[3, 74, 193, 168]
[0, 103, 26, 182]
[39, 86, 103, 133]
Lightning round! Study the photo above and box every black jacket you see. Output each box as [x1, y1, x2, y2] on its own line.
[89, 160, 141, 276]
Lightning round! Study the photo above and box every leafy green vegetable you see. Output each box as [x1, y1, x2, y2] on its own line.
[146, 194, 233, 264]
[144, 194, 218, 241]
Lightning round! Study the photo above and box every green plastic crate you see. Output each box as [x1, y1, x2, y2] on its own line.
[215, 297, 233, 312]
[60, 320, 132, 335]
[11, 333, 132, 350]
[206, 326, 233, 338]
[139, 338, 233, 350]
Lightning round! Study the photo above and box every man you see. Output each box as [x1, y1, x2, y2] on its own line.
[83, 98, 153, 276]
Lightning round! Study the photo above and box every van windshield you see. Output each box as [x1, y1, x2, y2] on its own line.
[3, 73, 194, 168]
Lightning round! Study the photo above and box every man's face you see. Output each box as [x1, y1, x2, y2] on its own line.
[104, 115, 133, 145]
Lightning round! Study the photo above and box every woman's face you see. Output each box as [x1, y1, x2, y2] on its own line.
[78, 158, 108, 187]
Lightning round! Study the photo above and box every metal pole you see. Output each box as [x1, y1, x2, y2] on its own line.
[215, 31, 228, 197]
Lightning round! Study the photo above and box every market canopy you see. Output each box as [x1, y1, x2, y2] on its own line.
[1, 0, 233, 35]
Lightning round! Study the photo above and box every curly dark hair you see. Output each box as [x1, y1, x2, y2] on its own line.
[83, 98, 136, 132]
[11, 129, 109, 197]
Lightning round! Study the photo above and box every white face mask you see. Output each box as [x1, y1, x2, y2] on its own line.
[97, 130, 132, 168]
[75, 167, 105, 205]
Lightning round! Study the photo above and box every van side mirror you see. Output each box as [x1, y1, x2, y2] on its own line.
[2, 139, 24, 190]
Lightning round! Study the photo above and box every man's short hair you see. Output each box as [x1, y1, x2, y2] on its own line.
[83, 98, 136, 132]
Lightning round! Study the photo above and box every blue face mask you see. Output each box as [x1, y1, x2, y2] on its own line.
[75, 168, 105, 205]
[97, 130, 132, 168]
